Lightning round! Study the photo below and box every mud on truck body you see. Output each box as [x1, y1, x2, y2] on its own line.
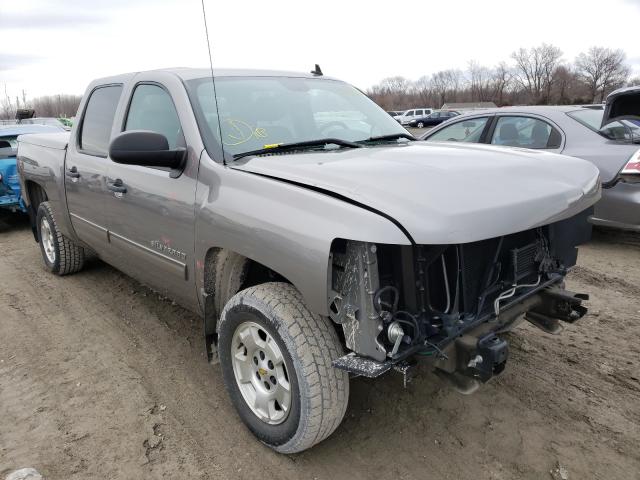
[17, 68, 607, 453]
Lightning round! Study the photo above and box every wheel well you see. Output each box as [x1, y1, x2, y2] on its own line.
[25, 181, 48, 242]
[204, 248, 291, 296]
[203, 248, 292, 338]
[202, 247, 346, 361]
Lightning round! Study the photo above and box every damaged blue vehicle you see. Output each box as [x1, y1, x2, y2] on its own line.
[0, 124, 64, 213]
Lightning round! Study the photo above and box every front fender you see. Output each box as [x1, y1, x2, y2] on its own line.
[194, 154, 410, 316]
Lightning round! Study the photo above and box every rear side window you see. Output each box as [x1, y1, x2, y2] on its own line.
[427, 117, 489, 142]
[490, 116, 561, 149]
[566, 109, 603, 131]
[124, 84, 184, 149]
[79, 85, 122, 156]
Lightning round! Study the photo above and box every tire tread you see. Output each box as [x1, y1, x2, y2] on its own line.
[39, 202, 85, 275]
[220, 282, 349, 453]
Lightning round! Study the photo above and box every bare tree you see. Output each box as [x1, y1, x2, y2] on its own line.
[512, 43, 563, 103]
[366, 43, 632, 111]
[468, 61, 491, 102]
[1, 84, 15, 120]
[552, 65, 575, 104]
[380, 76, 410, 95]
[490, 62, 513, 106]
[413, 75, 433, 106]
[575, 47, 631, 102]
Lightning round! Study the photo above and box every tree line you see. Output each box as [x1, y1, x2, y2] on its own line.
[1, 86, 82, 120]
[368, 44, 639, 111]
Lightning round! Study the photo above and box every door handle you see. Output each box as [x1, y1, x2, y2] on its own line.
[65, 166, 80, 178]
[107, 179, 127, 195]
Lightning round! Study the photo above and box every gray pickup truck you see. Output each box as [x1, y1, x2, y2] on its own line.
[17, 67, 618, 453]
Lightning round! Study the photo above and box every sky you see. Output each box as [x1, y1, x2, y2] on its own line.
[1, 0, 640, 99]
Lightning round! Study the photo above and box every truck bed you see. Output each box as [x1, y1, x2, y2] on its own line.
[18, 132, 70, 150]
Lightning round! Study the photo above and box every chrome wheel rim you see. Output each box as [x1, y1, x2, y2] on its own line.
[40, 217, 56, 264]
[231, 321, 291, 425]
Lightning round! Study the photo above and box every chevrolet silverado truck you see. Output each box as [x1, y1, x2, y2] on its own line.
[17, 68, 634, 453]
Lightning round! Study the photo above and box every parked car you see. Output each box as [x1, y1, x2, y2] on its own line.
[18, 67, 617, 453]
[408, 110, 460, 128]
[0, 124, 63, 213]
[386, 110, 404, 118]
[396, 107, 433, 125]
[421, 99, 640, 231]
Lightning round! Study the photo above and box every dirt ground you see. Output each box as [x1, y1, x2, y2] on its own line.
[1, 215, 639, 480]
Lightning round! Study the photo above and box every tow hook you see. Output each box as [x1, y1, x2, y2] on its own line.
[525, 286, 589, 334]
[469, 334, 509, 382]
[451, 333, 509, 384]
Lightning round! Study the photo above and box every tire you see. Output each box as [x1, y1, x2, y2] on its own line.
[417, 122, 424, 128]
[36, 201, 85, 275]
[218, 282, 349, 453]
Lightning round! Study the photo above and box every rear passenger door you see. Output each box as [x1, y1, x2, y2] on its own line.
[65, 84, 122, 257]
[489, 116, 563, 151]
[104, 79, 198, 306]
[424, 116, 492, 143]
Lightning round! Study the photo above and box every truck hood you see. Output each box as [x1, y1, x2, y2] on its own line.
[231, 142, 601, 244]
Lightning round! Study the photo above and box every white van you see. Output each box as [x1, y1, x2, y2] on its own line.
[397, 108, 433, 125]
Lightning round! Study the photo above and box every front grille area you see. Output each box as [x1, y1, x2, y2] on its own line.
[416, 228, 543, 318]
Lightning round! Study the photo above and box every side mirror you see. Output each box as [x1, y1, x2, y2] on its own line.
[109, 130, 185, 170]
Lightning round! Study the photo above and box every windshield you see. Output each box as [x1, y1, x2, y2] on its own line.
[186, 76, 407, 159]
[567, 108, 640, 143]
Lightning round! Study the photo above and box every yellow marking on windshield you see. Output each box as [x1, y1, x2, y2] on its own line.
[222, 119, 272, 146]
[263, 143, 282, 149]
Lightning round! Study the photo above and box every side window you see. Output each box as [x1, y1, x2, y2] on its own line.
[426, 117, 489, 143]
[490, 116, 561, 149]
[125, 84, 184, 149]
[79, 85, 123, 156]
[406, 110, 414, 117]
[417, 109, 424, 116]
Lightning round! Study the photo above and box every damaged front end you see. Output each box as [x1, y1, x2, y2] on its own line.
[328, 208, 592, 390]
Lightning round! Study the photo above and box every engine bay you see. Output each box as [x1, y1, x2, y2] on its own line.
[328, 208, 593, 384]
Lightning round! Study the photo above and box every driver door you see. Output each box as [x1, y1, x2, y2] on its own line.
[104, 81, 198, 307]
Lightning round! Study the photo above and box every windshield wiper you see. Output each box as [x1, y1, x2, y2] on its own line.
[359, 133, 416, 143]
[233, 138, 362, 160]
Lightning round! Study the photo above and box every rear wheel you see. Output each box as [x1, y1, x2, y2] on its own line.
[36, 202, 85, 275]
[417, 121, 424, 128]
[218, 282, 349, 453]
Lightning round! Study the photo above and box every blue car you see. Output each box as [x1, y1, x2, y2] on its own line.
[0, 124, 64, 213]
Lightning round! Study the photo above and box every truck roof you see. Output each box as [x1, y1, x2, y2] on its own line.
[92, 67, 338, 86]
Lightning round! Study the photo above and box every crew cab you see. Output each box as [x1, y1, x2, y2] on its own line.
[17, 67, 623, 453]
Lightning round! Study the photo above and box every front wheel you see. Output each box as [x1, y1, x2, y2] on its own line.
[36, 201, 85, 275]
[218, 282, 349, 453]
[417, 121, 424, 128]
